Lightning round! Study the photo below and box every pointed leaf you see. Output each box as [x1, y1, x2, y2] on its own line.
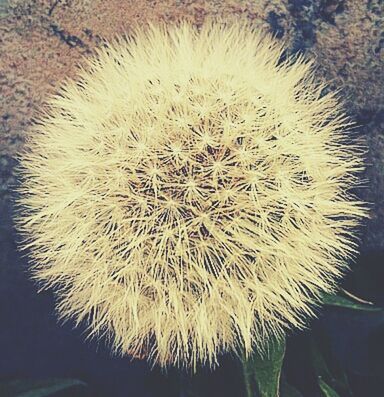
[310, 337, 333, 380]
[310, 334, 352, 397]
[318, 378, 341, 397]
[242, 337, 286, 397]
[0, 378, 86, 397]
[322, 293, 381, 312]
[281, 379, 303, 397]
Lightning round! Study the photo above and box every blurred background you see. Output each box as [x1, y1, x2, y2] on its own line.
[0, 1, 383, 396]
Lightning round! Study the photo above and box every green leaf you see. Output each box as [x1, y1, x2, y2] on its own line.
[318, 378, 341, 397]
[280, 379, 303, 397]
[310, 337, 333, 380]
[322, 293, 382, 312]
[242, 337, 286, 397]
[0, 378, 86, 397]
[310, 334, 352, 397]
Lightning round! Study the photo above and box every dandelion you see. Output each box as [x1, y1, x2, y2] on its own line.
[15, 21, 366, 369]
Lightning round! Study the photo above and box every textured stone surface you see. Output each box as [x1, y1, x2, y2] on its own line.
[0, 0, 383, 250]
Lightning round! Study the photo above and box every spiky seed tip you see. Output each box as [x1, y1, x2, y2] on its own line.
[15, 20, 367, 370]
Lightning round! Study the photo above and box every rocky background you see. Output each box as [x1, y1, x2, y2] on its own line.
[0, 1, 383, 397]
[0, 0, 383, 250]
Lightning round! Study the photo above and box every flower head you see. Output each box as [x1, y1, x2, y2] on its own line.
[16, 21, 366, 369]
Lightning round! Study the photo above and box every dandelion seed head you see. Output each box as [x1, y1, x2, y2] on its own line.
[15, 21, 367, 370]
